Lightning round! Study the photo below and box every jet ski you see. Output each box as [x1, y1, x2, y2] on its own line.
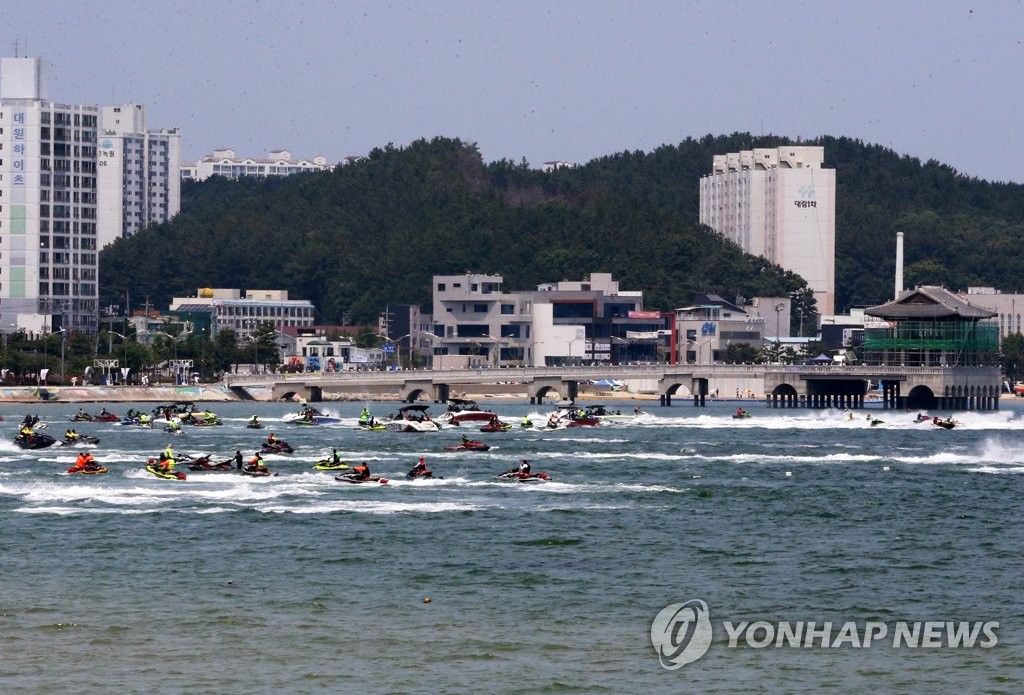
[480, 421, 512, 432]
[933, 417, 957, 430]
[312, 459, 351, 470]
[15, 433, 58, 449]
[732, 410, 752, 419]
[62, 434, 100, 446]
[444, 440, 490, 452]
[334, 473, 388, 484]
[145, 464, 186, 480]
[66, 464, 108, 475]
[70, 412, 119, 423]
[497, 470, 550, 482]
[242, 464, 276, 477]
[356, 423, 387, 431]
[261, 441, 295, 454]
[187, 456, 235, 471]
[407, 468, 440, 480]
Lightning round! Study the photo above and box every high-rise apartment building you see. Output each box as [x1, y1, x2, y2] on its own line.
[0, 57, 179, 334]
[699, 145, 836, 315]
[97, 104, 180, 248]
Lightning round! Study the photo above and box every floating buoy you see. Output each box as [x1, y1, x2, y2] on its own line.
[423, 597, 432, 604]
[883, 466, 890, 472]
[784, 471, 792, 477]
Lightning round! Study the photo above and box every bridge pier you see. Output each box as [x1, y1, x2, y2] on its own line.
[434, 383, 450, 403]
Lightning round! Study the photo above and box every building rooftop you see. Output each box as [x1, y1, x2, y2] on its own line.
[866, 286, 997, 320]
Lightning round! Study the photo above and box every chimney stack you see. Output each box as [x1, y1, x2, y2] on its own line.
[895, 232, 904, 299]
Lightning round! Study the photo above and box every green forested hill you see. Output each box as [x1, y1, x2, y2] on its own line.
[98, 134, 1024, 325]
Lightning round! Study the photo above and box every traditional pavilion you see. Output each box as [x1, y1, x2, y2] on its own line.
[862, 286, 999, 368]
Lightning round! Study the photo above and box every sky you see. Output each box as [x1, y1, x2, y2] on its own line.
[4, 0, 1023, 183]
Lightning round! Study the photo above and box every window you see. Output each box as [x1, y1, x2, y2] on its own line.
[437, 283, 445, 291]
[501, 304, 514, 315]
[474, 304, 488, 313]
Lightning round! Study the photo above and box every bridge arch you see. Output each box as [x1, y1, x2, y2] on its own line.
[769, 383, 799, 408]
[529, 383, 566, 404]
[271, 384, 323, 402]
[658, 381, 695, 406]
[528, 378, 578, 404]
[400, 387, 431, 403]
[905, 384, 937, 411]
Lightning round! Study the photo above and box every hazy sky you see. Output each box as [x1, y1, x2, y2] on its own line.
[5, 0, 1022, 182]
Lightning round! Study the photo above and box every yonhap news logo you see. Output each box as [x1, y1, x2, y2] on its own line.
[650, 600, 713, 669]
[651, 599, 999, 669]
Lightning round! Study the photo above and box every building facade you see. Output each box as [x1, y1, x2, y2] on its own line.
[675, 295, 766, 364]
[168, 288, 315, 338]
[955, 287, 1024, 342]
[0, 57, 99, 334]
[699, 145, 836, 315]
[96, 104, 181, 248]
[0, 57, 180, 335]
[429, 272, 671, 368]
[863, 286, 998, 367]
[180, 148, 331, 182]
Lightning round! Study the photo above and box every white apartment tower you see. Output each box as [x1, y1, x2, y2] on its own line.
[97, 104, 181, 248]
[0, 57, 180, 334]
[0, 57, 99, 333]
[699, 146, 836, 315]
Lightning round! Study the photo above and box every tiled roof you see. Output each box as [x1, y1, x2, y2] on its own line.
[865, 286, 997, 320]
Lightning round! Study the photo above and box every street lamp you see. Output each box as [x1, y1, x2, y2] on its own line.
[106, 330, 131, 384]
[391, 333, 412, 368]
[150, 330, 189, 383]
[57, 328, 67, 386]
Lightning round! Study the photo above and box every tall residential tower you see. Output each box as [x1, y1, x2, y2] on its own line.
[0, 57, 179, 334]
[699, 145, 836, 316]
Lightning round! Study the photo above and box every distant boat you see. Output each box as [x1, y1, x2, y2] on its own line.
[386, 405, 440, 433]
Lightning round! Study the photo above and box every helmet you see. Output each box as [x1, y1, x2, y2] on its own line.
[521, 459, 528, 464]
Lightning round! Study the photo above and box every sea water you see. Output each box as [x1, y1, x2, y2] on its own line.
[1, 400, 1022, 693]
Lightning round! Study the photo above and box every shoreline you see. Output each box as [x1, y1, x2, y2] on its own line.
[1, 383, 1020, 405]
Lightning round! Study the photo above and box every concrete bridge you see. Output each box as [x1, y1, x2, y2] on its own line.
[222, 363, 1002, 410]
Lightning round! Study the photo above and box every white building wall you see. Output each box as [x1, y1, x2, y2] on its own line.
[699, 145, 836, 316]
[768, 165, 836, 314]
[1, 57, 101, 333]
[97, 104, 181, 247]
[181, 149, 331, 181]
[2, 59, 178, 334]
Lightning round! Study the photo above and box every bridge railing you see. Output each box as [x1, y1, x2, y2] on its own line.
[221, 363, 999, 388]
[222, 363, 772, 387]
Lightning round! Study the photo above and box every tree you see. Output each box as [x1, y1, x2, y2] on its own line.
[1001, 333, 1024, 385]
[724, 343, 759, 364]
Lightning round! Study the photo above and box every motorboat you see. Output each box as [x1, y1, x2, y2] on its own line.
[385, 405, 440, 432]
[583, 405, 634, 421]
[435, 398, 498, 426]
[547, 404, 599, 428]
